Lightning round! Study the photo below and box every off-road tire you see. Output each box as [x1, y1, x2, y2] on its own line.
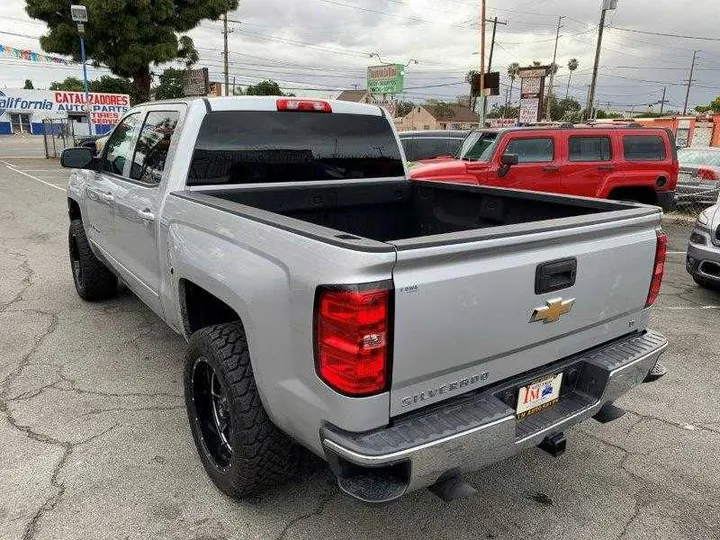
[184, 322, 302, 498]
[68, 219, 118, 301]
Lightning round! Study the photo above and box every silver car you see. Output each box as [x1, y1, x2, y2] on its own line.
[687, 201, 720, 289]
[676, 147, 720, 206]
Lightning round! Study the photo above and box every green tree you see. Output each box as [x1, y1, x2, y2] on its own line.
[507, 62, 520, 106]
[90, 75, 134, 98]
[244, 80, 285, 96]
[549, 96, 582, 121]
[710, 96, 720, 114]
[487, 104, 519, 119]
[23, 79, 34, 89]
[425, 99, 454, 120]
[695, 104, 711, 114]
[566, 58, 579, 99]
[25, 0, 237, 103]
[153, 68, 186, 100]
[49, 77, 84, 91]
[397, 100, 416, 117]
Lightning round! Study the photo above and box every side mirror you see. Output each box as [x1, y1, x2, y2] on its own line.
[500, 153, 519, 166]
[498, 153, 518, 178]
[61, 147, 96, 170]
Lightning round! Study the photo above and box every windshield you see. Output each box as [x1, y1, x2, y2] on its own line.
[457, 131, 499, 161]
[678, 148, 720, 167]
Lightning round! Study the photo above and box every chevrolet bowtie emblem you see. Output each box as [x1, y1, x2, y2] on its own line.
[530, 298, 575, 324]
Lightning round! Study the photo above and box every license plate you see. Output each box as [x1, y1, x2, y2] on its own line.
[516, 373, 563, 419]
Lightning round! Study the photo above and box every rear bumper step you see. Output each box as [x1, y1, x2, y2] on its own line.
[322, 330, 667, 502]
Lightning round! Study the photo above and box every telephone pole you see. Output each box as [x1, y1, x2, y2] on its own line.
[545, 15, 565, 120]
[587, 0, 617, 119]
[484, 16, 507, 118]
[479, 0, 486, 125]
[222, 13, 232, 96]
[683, 50, 699, 115]
[659, 86, 668, 114]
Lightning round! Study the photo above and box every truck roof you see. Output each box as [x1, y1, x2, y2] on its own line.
[139, 96, 385, 116]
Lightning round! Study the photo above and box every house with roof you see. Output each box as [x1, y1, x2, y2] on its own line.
[395, 103, 480, 131]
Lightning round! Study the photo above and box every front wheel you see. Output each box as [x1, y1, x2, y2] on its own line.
[68, 219, 118, 301]
[184, 322, 302, 498]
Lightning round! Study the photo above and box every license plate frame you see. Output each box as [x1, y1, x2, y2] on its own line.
[516, 372, 564, 419]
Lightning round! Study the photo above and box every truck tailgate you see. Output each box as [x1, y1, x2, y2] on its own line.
[388, 212, 661, 416]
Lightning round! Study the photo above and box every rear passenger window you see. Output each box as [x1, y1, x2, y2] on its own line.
[504, 138, 554, 163]
[414, 139, 450, 160]
[623, 135, 666, 161]
[569, 136, 611, 161]
[401, 138, 414, 161]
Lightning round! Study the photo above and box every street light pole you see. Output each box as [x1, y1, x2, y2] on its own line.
[683, 50, 699, 116]
[71, 5, 92, 136]
[587, 0, 617, 120]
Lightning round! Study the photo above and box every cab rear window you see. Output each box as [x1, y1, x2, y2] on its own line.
[188, 111, 404, 185]
[623, 135, 667, 161]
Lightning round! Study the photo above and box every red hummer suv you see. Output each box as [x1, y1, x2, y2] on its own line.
[410, 125, 678, 210]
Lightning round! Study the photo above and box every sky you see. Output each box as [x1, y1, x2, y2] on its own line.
[1, 0, 719, 115]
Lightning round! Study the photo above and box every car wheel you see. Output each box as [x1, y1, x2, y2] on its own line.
[184, 322, 302, 498]
[68, 219, 118, 301]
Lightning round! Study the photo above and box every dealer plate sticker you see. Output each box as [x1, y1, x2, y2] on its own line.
[516, 373, 563, 419]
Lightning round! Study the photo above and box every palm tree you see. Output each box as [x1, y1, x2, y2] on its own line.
[507, 62, 520, 107]
[566, 58, 579, 99]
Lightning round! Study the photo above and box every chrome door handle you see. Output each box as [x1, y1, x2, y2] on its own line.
[137, 209, 155, 222]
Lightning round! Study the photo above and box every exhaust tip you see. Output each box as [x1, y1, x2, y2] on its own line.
[428, 469, 477, 503]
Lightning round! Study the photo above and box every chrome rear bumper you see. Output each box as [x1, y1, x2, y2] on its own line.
[322, 330, 668, 502]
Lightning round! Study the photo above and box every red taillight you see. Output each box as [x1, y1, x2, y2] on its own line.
[277, 98, 332, 113]
[315, 283, 391, 396]
[696, 168, 719, 181]
[646, 231, 667, 307]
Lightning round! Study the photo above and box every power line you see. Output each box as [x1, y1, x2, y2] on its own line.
[611, 27, 720, 42]
[319, 0, 477, 29]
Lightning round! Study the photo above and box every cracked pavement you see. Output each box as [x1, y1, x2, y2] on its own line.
[1, 158, 719, 540]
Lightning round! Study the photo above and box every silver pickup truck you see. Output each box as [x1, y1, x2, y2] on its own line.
[61, 97, 668, 504]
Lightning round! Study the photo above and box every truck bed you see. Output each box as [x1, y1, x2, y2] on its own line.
[184, 180, 652, 247]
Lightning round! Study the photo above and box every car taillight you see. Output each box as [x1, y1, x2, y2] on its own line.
[277, 98, 332, 113]
[646, 231, 667, 307]
[315, 282, 392, 396]
[696, 168, 719, 181]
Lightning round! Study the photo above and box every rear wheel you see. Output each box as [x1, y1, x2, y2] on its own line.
[184, 322, 302, 498]
[68, 219, 117, 301]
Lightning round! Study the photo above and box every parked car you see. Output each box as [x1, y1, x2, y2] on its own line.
[687, 201, 720, 289]
[675, 147, 720, 206]
[61, 97, 668, 504]
[411, 125, 679, 210]
[399, 130, 469, 164]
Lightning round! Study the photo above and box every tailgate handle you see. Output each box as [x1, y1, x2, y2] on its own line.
[535, 258, 577, 294]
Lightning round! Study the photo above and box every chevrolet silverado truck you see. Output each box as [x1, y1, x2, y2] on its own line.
[61, 97, 669, 504]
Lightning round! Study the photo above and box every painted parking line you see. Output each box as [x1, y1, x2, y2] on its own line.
[657, 305, 720, 311]
[667, 251, 687, 255]
[0, 159, 65, 192]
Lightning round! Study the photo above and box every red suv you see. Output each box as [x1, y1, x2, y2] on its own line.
[410, 125, 678, 210]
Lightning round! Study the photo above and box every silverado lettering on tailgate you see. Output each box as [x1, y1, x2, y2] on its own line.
[401, 371, 490, 407]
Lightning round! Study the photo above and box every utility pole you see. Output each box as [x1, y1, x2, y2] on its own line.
[222, 13, 232, 96]
[484, 16, 507, 119]
[545, 15, 564, 120]
[479, 0, 486, 125]
[683, 50, 699, 116]
[587, 0, 617, 119]
[659, 86, 668, 114]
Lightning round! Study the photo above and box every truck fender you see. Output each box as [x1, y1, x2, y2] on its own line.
[165, 223, 293, 421]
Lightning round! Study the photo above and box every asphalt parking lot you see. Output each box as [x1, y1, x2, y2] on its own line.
[1, 156, 719, 540]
